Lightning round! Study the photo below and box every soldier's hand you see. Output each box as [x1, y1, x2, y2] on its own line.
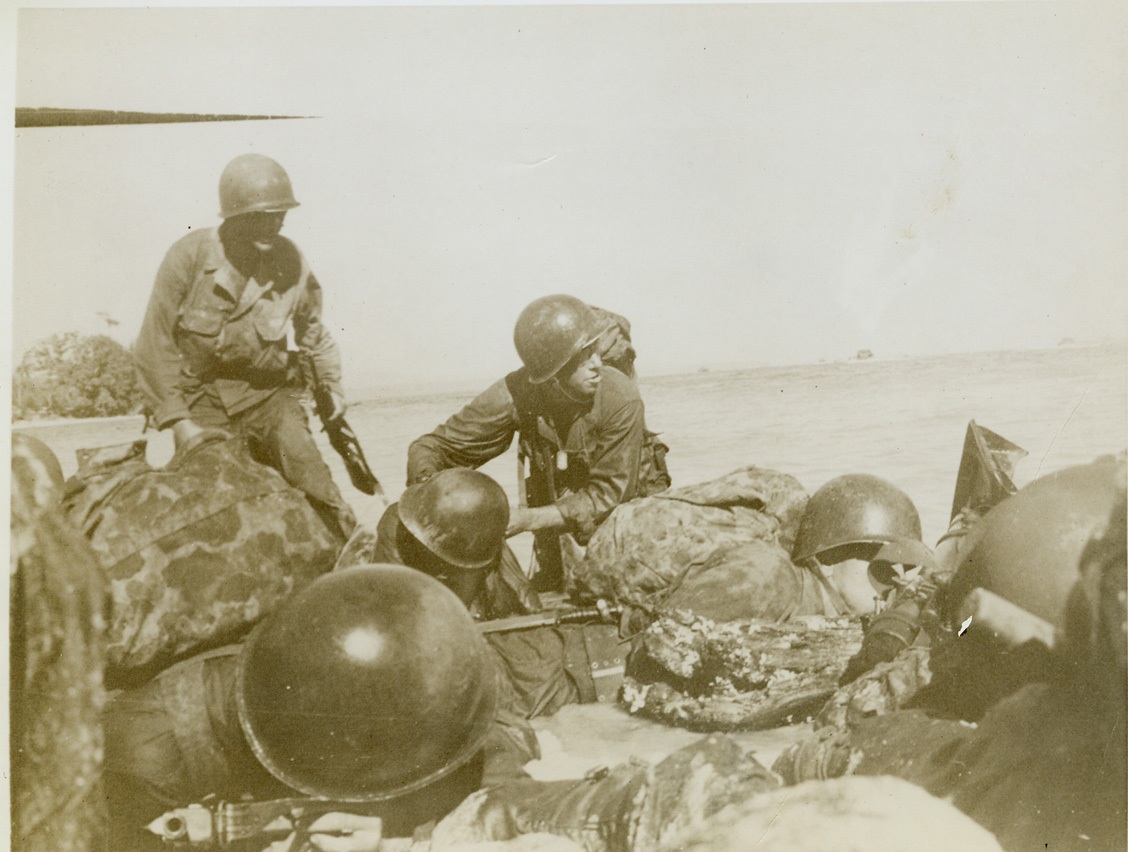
[327, 391, 347, 421]
[507, 504, 567, 537]
[171, 419, 204, 449]
[265, 812, 384, 852]
[507, 506, 532, 537]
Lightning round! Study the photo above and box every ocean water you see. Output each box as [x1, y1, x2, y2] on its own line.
[12, 342, 1126, 776]
[18, 344, 1126, 550]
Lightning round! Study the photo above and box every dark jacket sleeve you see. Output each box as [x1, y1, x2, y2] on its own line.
[133, 236, 199, 429]
[406, 379, 519, 485]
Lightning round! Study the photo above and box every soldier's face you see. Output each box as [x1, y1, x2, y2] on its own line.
[560, 346, 602, 399]
[428, 563, 488, 609]
[829, 557, 882, 615]
[229, 211, 287, 251]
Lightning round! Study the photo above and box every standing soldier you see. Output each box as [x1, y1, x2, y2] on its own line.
[407, 294, 664, 593]
[133, 153, 355, 538]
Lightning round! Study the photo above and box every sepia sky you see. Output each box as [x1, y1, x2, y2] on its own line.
[5, 1, 1127, 392]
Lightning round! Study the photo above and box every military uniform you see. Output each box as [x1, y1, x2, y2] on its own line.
[133, 225, 355, 537]
[103, 645, 539, 851]
[408, 365, 648, 589]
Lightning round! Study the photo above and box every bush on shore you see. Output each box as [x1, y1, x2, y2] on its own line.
[13, 333, 145, 421]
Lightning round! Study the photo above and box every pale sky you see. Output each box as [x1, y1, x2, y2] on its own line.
[5, 1, 1127, 393]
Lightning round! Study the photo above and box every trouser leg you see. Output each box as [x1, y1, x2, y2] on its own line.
[102, 688, 192, 852]
[236, 390, 357, 539]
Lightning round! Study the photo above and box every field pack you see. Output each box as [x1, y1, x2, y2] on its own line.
[575, 466, 822, 621]
[62, 430, 343, 687]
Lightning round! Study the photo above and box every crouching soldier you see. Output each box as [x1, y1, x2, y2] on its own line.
[408, 295, 666, 594]
[103, 565, 539, 851]
[790, 472, 939, 619]
[336, 468, 540, 619]
[337, 468, 626, 719]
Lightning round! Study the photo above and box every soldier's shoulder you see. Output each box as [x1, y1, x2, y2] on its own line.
[599, 365, 641, 401]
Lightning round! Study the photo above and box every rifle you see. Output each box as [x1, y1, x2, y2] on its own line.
[477, 600, 622, 634]
[147, 798, 416, 850]
[301, 353, 384, 498]
[148, 604, 624, 848]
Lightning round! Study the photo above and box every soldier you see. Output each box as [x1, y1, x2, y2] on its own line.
[336, 468, 622, 720]
[790, 473, 938, 619]
[336, 467, 540, 619]
[408, 294, 664, 593]
[775, 456, 1127, 852]
[102, 565, 539, 850]
[133, 153, 355, 538]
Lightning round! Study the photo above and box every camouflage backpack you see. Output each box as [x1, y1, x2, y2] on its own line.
[62, 430, 343, 687]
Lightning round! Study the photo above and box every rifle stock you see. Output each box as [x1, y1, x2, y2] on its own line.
[148, 798, 418, 850]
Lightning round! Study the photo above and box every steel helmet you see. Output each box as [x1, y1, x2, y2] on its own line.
[236, 564, 499, 801]
[1058, 469, 1126, 691]
[513, 295, 604, 383]
[399, 468, 509, 569]
[11, 433, 65, 494]
[792, 474, 928, 565]
[218, 153, 300, 219]
[944, 454, 1125, 630]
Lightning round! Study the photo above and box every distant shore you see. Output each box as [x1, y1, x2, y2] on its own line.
[11, 341, 1125, 431]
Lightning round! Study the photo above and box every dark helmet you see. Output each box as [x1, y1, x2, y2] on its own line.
[1059, 465, 1126, 693]
[236, 564, 499, 801]
[11, 433, 65, 493]
[792, 473, 927, 565]
[945, 455, 1124, 630]
[513, 294, 604, 383]
[218, 153, 300, 219]
[399, 468, 509, 570]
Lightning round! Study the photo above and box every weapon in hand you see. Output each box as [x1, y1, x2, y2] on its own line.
[303, 354, 384, 498]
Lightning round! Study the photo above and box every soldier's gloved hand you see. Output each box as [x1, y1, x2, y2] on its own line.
[265, 812, 384, 852]
[171, 419, 204, 450]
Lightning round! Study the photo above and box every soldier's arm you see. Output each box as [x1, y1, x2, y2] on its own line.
[555, 394, 645, 541]
[589, 305, 636, 379]
[406, 379, 519, 484]
[295, 272, 344, 400]
[133, 238, 198, 429]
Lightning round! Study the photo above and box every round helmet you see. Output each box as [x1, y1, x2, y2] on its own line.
[218, 153, 300, 219]
[945, 455, 1124, 630]
[236, 564, 499, 801]
[399, 468, 509, 570]
[513, 294, 604, 383]
[792, 473, 925, 564]
[11, 433, 65, 493]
